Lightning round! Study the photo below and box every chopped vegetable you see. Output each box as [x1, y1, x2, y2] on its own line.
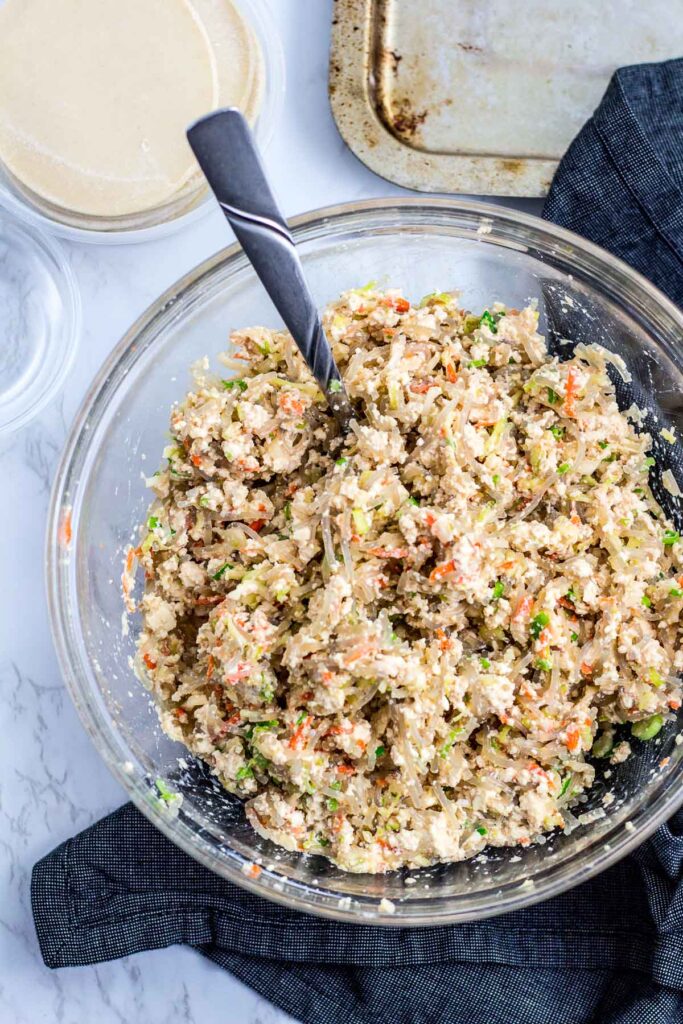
[631, 715, 664, 741]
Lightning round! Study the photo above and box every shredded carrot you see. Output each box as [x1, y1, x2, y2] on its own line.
[558, 597, 574, 610]
[660, 757, 671, 768]
[564, 368, 578, 418]
[436, 627, 453, 651]
[513, 595, 533, 621]
[248, 519, 266, 532]
[143, 653, 157, 671]
[570, 512, 581, 526]
[125, 546, 136, 574]
[279, 391, 305, 417]
[245, 863, 262, 879]
[580, 662, 593, 676]
[410, 379, 436, 394]
[368, 546, 409, 559]
[58, 509, 73, 549]
[289, 715, 312, 750]
[336, 763, 356, 775]
[430, 559, 460, 583]
[195, 594, 222, 606]
[566, 725, 580, 752]
[376, 837, 390, 849]
[206, 655, 215, 681]
[668, 698, 681, 710]
[445, 362, 458, 383]
[393, 297, 410, 313]
[190, 454, 202, 467]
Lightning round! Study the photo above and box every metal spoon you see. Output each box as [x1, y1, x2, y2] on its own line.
[187, 108, 353, 431]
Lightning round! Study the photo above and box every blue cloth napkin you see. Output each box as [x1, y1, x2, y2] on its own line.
[32, 59, 683, 1024]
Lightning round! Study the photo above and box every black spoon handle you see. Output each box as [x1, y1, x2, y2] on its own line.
[187, 108, 353, 429]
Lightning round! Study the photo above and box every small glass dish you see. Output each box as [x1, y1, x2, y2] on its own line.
[47, 199, 683, 924]
[0, 210, 80, 433]
[0, 0, 284, 245]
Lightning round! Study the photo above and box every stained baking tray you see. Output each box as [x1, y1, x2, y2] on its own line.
[330, 0, 683, 196]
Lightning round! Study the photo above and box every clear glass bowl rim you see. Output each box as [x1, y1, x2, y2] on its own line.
[47, 196, 683, 925]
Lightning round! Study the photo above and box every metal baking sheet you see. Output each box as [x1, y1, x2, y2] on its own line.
[330, 0, 683, 196]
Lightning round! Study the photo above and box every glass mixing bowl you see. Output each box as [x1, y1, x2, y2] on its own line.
[47, 199, 683, 924]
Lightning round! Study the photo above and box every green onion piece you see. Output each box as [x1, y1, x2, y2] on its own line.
[631, 714, 664, 741]
[283, 501, 292, 521]
[408, 496, 420, 507]
[648, 667, 665, 688]
[480, 310, 498, 333]
[375, 745, 386, 759]
[536, 658, 552, 672]
[557, 462, 571, 475]
[222, 378, 248, 392]
[641, 595, 652, 608]
[560, 775, 574, 796]
[491, 580, 505, 600]
[570, 631, 579, 643]
[670, 587, 683, 598]
[547, 387, 560, 405]
[147, 515, 159, 529]
[480, 657, 491, 670]
[468, 358, 488, 368]
[492, 473, 501, 485]
[476, 826, 487, 836]
[295, 711, 307, 725]
[663, 530, 680, 546]
[335, 457, 348, 467]
[598, 440, 609, 450]
[530, 611, 550, 638]
[155, 778, 175, 803]
[329, 380, 342, 393]
[212, 562, 233, 580]
[327, 798, 339, 812]
[235, 764, 254, 781]
[645, 456, 656, 467]
[550, 425, 564, 439]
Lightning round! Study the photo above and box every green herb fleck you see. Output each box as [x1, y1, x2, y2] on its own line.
[547, 387, 560, 405]
[645, 456, 656, 467]
[491, 580, 505, 600]
[560, 775, 574, 797]
[641, 594, 652, 608]
[147, 515, 159, 529]
[664, 530, 680, 547]
[670, 587, 683, 598]
[536, 658, 552, 672]
[335, 456, 348, 467]
[329, 379, 342, 394]
[530, 611, 550, 639]
[375, 745, 386, 759]
[570, 631, 579, 643]
[550, 424, 564, 439]
[296, 711, 307, 725]
[327, 798, 339, 812]
[480, 310, 498, 333]
[212, 562, 233, 580]
[476, 826, 487, 836]
[557, 462, 571, 475]
[235, 764, 254, 781]
[222, 378, 248, 392]
[480, 657, 491, 670]
[468, 358, 488, 368]
[598, 440, 609, 450]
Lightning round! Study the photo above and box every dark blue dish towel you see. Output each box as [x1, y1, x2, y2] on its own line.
[32, 59, 683, 1024]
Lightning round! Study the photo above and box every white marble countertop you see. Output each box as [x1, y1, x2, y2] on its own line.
[0, 3, 541, 1021]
